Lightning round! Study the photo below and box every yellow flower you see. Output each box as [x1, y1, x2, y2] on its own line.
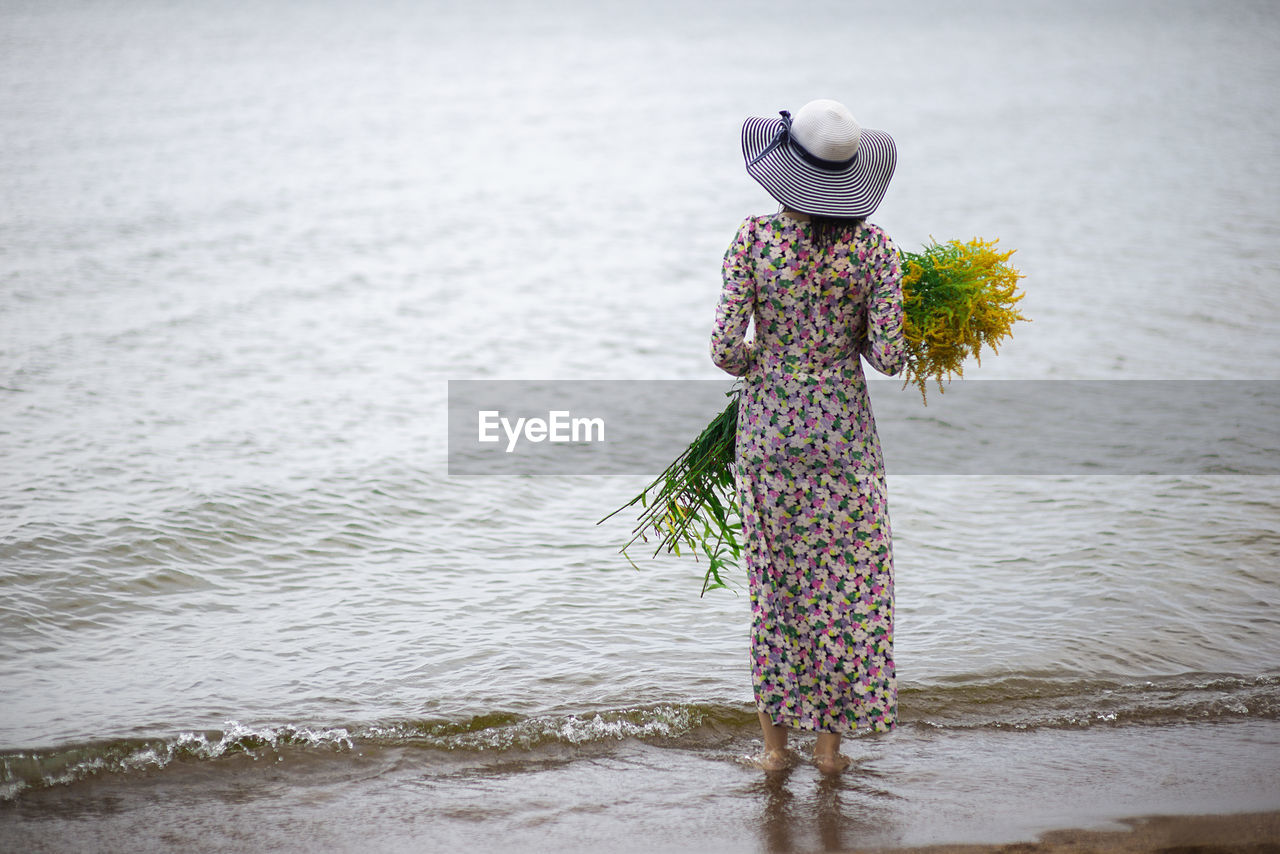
[900, 238, 1029, 402]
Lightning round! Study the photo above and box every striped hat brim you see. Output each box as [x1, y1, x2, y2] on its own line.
[741, 115, 897, 218]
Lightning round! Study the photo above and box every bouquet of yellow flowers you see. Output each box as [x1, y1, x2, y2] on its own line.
[900, 238, 1027, 399]
[601, 238, 1027, 593]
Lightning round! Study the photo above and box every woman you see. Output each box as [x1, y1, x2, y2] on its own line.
[711, 99, 908, 774]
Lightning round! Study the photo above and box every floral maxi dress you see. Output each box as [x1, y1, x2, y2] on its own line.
[711, 212, 908, 734]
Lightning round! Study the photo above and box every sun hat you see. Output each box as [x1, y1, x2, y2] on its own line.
[741, 99, 896, 218]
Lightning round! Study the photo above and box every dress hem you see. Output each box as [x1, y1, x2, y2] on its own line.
[761, 704, 898, 735]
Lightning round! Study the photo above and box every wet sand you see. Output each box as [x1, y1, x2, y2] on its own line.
[854, 811, 1280, 854]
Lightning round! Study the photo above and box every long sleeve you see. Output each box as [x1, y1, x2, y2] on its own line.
[861, 229, 910, 377]
[711, 219, 757, 376]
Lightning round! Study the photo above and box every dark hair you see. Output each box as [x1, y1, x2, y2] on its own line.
[810, 215, 864, 250]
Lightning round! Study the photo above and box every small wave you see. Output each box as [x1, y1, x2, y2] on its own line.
[361, 703, 749, 752]
[0, 720, 358, 801]
[901, 672, 1280, 731]
[3, 674, 1276, 801]
[0, 704, 745, 802]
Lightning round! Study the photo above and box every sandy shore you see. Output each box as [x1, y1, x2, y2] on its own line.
[849, 811, 1280, 854]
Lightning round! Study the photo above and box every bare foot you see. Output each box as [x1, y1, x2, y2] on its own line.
[747, 747, 793, 771]
[813, 751, 851, 774]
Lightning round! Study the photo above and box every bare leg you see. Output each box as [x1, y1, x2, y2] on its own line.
[756, 710, 791, 770]
[813, 732, 851, 774]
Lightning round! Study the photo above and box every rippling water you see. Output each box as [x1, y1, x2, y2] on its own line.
[2, 0, 1279, 851]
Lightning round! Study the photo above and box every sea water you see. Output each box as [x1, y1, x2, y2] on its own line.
[1, 0, 1278, 851]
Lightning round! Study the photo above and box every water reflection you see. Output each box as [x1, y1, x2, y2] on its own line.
[753, 761, 895, 854]
[815, 775, 845, 852]
[756, 767, 795, 853]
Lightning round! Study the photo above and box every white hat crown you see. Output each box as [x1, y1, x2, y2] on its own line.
[790, 99, 862, 163]
[740, 98, 896, 218]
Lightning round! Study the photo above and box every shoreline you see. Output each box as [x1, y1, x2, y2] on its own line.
[2, 721, 1277, 853]
[851, 811, 1280, 854]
